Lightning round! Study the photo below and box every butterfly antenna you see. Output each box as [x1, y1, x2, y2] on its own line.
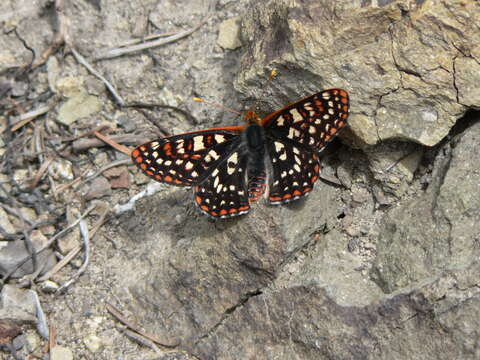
[193, 97, 242, 116]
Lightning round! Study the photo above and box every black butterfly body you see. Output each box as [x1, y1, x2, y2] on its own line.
[132, 89, 349, 218]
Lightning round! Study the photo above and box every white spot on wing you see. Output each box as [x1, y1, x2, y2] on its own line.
[227, 153, 238, 175]
[185, 161, 194, 170]
[274, 141, 285, 152]
[193, 136, 205, 151]
[214, 134, 225, 143]
[290, 108, 303, 123]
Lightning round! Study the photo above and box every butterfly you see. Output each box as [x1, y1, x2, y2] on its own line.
[131, 89, 349, 218]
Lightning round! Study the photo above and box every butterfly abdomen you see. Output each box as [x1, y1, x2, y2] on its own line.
[243, 123, 267, 202]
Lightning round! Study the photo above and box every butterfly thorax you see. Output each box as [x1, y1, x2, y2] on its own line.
[244, 109, 262, 125]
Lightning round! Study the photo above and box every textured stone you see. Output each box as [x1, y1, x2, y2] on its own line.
[217, 17, 242, 50]
[57, 91, 102, 125]
[236, 0, 478, 147]
[372, 120, 480, 293]
[0, 231, 57, 278]
[50, 345, 73, 360]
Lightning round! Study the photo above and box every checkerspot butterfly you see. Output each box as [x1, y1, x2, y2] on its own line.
[132, 89, 349, 218]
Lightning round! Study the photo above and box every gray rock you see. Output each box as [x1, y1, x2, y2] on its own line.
[217, 17, 242, 50]
[0, 231, 56, 278]
[372, 120, 480, 293]
[50, 345, 73, 360]
[0, 207, 15, 234]
[0, 285, 36, 324]
[235, 0, 476, 147]
[57, 91, 102, 126]
[194, 262, 480, 360]
[84, 177, 112, 200]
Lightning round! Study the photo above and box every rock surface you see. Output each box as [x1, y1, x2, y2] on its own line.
[236, 0, 478, 147]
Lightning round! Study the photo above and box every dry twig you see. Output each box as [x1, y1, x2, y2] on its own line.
[72, 134, 148, 152]
[71, 48, 125, 106]
[95, 17, 208, 61]
[94, 131, 131, 155]
[106, 302, 180, 348]
[56, 219, 90, 293]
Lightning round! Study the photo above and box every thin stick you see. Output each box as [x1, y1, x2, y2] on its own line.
[56, 219, 90, 293]
[10, 104, 54, 132]
[94, 131, 131, 155]
[30, 157, 53, 189]
[71, 47, 125, 106]
[37, 244, 81, 282]
[123, 329, 161, 352]
[106, 302, 180, 348]
[94, 18, 208, 61]
[83, 159, 132, 183]
[72, 134, 148, 152]
[37, 207, 109, 282]
[113, 31, 178, 48]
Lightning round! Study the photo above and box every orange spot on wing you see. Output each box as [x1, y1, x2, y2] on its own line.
[269, 196, 282, 201]
[135, 157, 144, 164]
[195, 195, 202, 204]
[219, 209, 227, 216]
[311, 175, 318, 183]
[293, 190, 302, 196]
[239, 206, 249, 212]
[210, 211, 218, 217]
[132, 149, 140, 158]
[175, 179, 183, 184]
[201, 205, 209, 211]
[329, 127, 338, 135]
[339, 90, 348, 98]
[163, 143, 173, 156]
[164, 175, 173, 182]
[229, 208, 238, 214]
[155, 174, 162, 180]
[146, 170, 154, 176]
[342, 105, 349, 112]
[140, 163, 148, 170]
[283, 194, 292, 199]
